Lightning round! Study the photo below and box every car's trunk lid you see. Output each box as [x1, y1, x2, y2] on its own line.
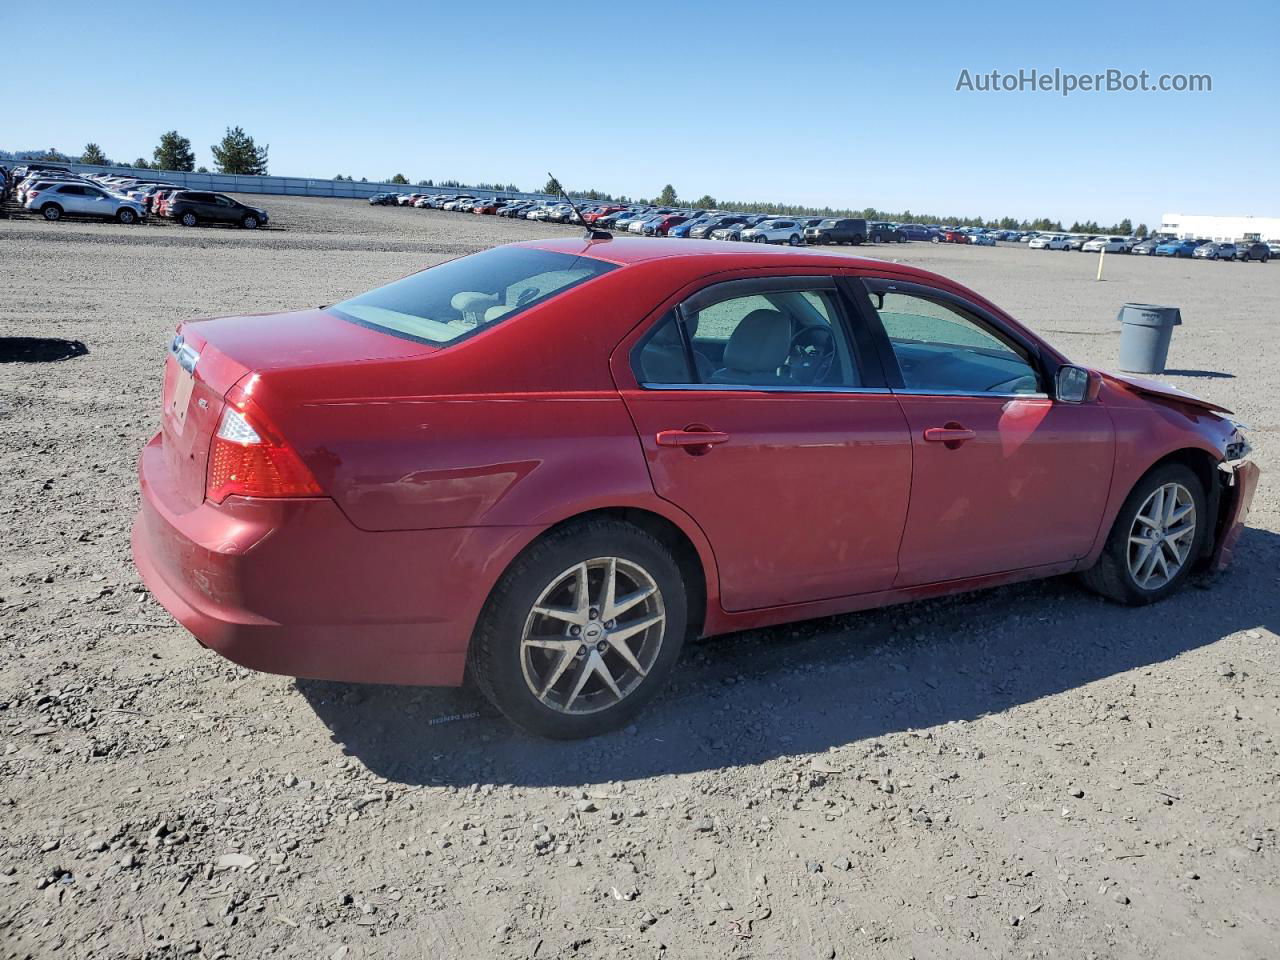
[158, 308, 436, 511]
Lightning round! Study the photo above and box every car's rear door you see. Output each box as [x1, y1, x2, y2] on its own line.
[849, 275, 1115, 585]
[616, 274, 912, 611]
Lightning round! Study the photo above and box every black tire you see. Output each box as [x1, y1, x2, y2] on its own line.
[469, 520, 688, 738]
[241, 214, 259, 229]
[41, 203, 63, 221]
[116, 208, 137, 225]
[930, 235, 940, 244]
[1079, 462, 1207, 606]
[180, 211, 198, 227]
[788, 234, 801, 246]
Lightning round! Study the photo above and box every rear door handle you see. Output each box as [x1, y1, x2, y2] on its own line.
[923, 424, 976, 448]
[656, 429, 730, 449]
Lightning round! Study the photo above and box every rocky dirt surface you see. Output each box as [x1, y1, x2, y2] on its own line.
[1, 197, 1277, 959]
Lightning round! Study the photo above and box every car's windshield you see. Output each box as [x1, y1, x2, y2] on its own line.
[331, 246, 617, 345]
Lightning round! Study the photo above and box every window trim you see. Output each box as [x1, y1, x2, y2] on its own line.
[843, 276, 1049, 396]
[629, 275, 885, 392]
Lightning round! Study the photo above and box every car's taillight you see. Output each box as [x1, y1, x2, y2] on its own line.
[206, 384, 322, 503]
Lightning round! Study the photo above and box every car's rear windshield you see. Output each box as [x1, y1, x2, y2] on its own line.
[331, 246, 617, 346]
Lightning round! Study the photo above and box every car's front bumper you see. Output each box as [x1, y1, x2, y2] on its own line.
[1212, 458, 1260, 571]
[132, 434, 533, 687]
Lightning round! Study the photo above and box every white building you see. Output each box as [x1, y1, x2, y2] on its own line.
[1158, 213, 1280, 242]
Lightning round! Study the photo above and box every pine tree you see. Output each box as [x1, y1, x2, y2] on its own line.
[390, 173, 409, 184]
[153, 131, 196, 171]
[657, 184, 678, 206]
[80, 143, 108, 165]
[211, 127, 269, 175]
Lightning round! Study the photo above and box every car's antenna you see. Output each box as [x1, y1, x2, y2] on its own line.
[548, 171, 611, 241]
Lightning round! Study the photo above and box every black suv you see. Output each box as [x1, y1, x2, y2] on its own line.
[368, 193, 399, 206]
[167, 191, 269, 229]
[804, 218, 868, 245]
[868, 221, 904, 243]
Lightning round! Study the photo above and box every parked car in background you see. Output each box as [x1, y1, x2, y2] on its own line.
[740, 218, 805, 245]
[133, 236, 1258, 738]
[166, 191, 269, 229]
[710, 215, 767, 241]
[897, 223, 939, 241]
[24, 181, 147, 224]
[868, 221, 903, 243]
[1233, 241, 1271, 262]
[1130, 237, 1165, 255]
[1063, 235, 1096, 251]
[1267, 242, 1280, 257]
[1082, 236, 1134, 253]
[969, 232, 997, 246]
[1029, 233, 1070, 250]
[934, 229, 970, 245]
[368, 193, 399, 205]
[804, 218, 867, 245]
[1154, 239, 1206, 258]
[690, 215, 749, 239]
[1193, 242, 1237, 261]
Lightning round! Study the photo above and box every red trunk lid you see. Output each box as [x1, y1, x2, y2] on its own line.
[157, 309, 435, 510]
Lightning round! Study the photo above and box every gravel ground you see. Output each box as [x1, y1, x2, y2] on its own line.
[1, 196, 1277, 960]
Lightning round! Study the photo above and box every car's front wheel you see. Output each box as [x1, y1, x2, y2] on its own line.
[469, 521, 688, 738]
[1080, 463, 1207, 605]
[116, 208, 137, 225]
[789, 234, 801, 246]
[241, 214, 259, 229]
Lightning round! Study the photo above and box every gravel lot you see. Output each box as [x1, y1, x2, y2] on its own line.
[1, 196, 1276, 960]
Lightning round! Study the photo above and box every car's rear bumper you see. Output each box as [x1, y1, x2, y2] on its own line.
[1212, 458, 1260, 571]
[132, 435, 534, 686]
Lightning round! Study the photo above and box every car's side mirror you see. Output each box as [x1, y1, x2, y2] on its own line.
[1056, 364, 1100, 403]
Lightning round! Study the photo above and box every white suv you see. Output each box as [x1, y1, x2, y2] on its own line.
[25, 181, 146, 224]
[1081, 236, 1133, 253]
[740, 219, 805, 246]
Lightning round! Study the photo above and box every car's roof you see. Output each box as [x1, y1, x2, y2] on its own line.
[519, 235, 925, 274]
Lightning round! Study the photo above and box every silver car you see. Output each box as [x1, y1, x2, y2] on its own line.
[24, 181, 146, 224]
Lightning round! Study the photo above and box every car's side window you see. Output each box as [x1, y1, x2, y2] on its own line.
[871, 289, 1043, 395]
[633, 285, 860, 389]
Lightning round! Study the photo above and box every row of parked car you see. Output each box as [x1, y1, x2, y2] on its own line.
[1023, 231, 1275, 261]
[371, 192, 934, 247]
[2, 162, 270, 228]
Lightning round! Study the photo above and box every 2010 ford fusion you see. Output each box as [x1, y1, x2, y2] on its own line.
[132, 237, 1259, 738]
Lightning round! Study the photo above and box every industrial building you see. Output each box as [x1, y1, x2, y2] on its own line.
[1158, 213, 1280, 242]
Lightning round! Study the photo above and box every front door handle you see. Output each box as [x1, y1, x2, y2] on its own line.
[923, 423, 976, 449]
[656, 428, 730, 452]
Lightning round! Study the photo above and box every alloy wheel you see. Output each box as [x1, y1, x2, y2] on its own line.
[1127, 482, 1196, 590]
[520, 557, 666, 715]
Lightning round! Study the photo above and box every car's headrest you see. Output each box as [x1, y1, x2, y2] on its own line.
[722, 309, 791, 373]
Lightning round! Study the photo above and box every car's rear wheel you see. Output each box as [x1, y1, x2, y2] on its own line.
[41, 203, 62, 221]
[241, 214, 259, 229]
[469, 520, 687, 738]
[1079, 463, 1207, 605]
[180, 211, 198, 227]
[116, 208, 137, 225]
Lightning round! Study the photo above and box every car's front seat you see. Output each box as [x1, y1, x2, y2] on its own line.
[708, 309, 791, 385]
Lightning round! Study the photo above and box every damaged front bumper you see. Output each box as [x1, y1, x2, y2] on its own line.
[1212, 458, 1261, 571]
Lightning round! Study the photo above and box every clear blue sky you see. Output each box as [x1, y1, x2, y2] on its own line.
[4, 0, 1276, 226]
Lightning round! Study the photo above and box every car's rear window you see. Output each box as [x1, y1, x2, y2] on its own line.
[331, 246, 618, 346]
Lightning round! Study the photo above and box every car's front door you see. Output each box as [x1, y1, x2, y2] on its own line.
[617, 276, 913, 611]
[852, 277, 1115, 586]
[83, 186, 113, 217]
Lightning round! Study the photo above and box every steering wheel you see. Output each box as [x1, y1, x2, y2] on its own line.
[787, 326, 837, 385]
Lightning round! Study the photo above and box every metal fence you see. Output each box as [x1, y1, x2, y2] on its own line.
[7, 160, 557, 203]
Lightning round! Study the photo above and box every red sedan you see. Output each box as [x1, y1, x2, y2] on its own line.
[132, 237, 1259, 738]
